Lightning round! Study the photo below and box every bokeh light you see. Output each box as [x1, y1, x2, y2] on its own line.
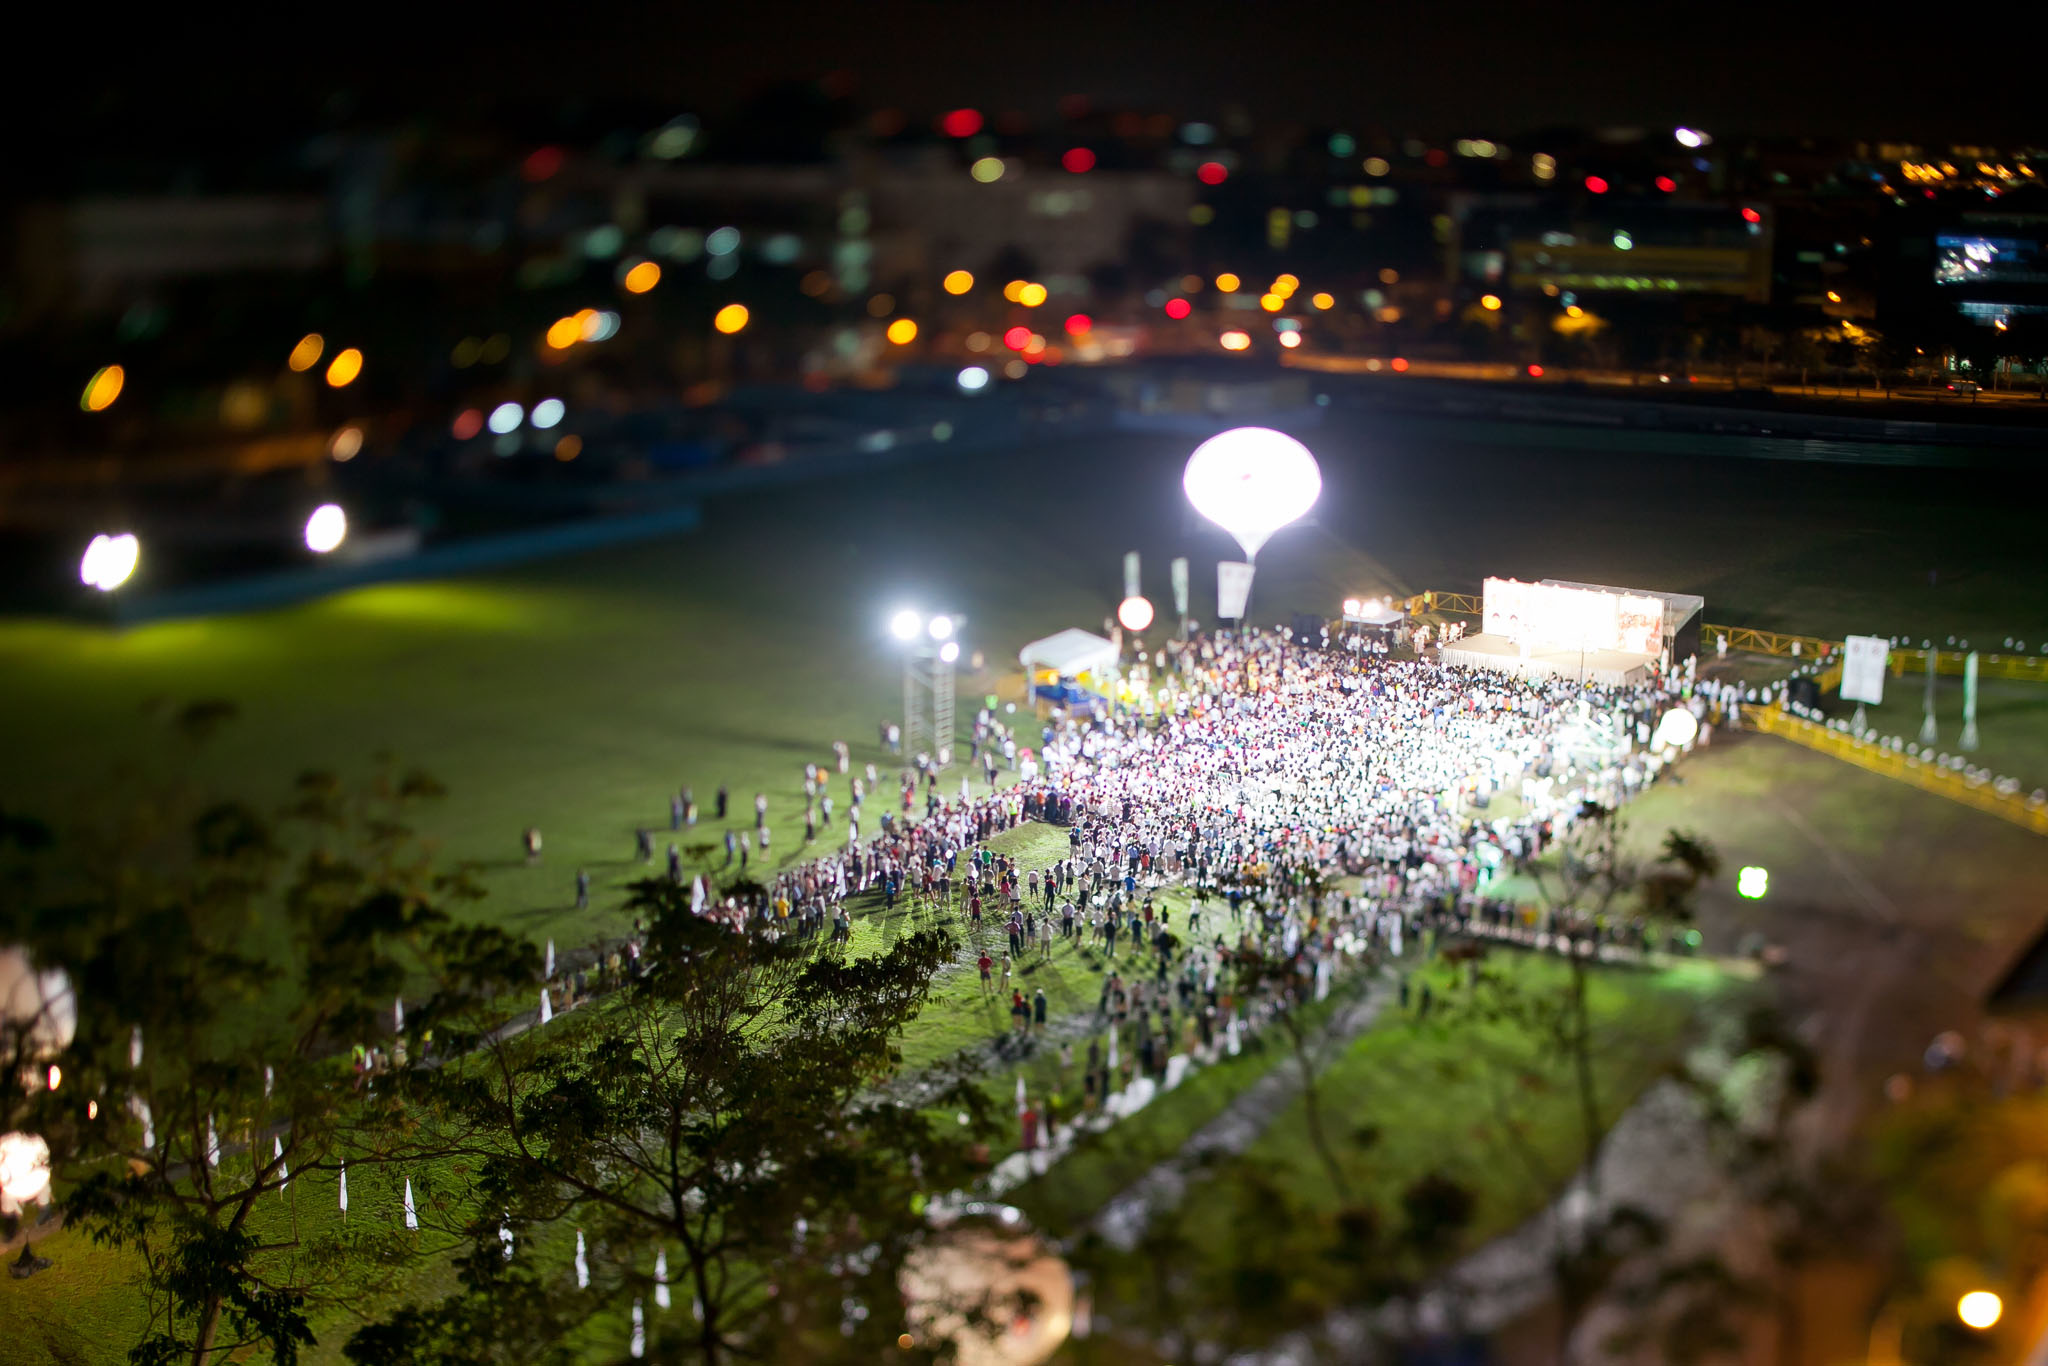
[970, 157, 1006, 183]
[1063, 313, 1092, 337]
[1958, 1291, 2002, 1330]
[943, 270, 974, 295]
[325, 349, 363, 388]
[1259, 293, 1284, 312]
[329, 426, 363, 461]
[452, 409, 484, 440]
[1164, 298, 1192, 319]
[886, 318, 918, 345]
[1277, 331, 1302, 348]
[546, 317, 582, 349]
[940, 109, 983, 138]
[1310, 292, 1334, 310]
[1003, 279, 1028, 303]
[1017, 282, 1048, 307]
[713, 304, 749, 334]
[1061, 147, 1096, 173]
[287, 333, 325, 372]
[622, 260, 661, 294]
[1273, 274, 1300, 295]
[1737, 866, 1769, 899]
[1390, 357, 1410, 372]
[554, 435, 582, 461]
[957, 365, 990, 392]
[1196, 161, 1228, 185]
[1117, 596, 1155, 632]
[80, 533, 139, 591]
[1362, 156, 1390, 176]
[531, 398, 566, 429]
[1481, 294, 1502, 311]
[80, 365, 125, 412]
[304, 504, 347, 554]
[488, 402, 524, 434]
[1003, 326, 1032, 351]
[1214, 273, 1240, 292]
[1655, 176, 1677, 192]
[1219, 330, 1251, 351]
[1584, 175, 1609, 194]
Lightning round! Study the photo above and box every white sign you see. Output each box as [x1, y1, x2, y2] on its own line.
[1217, 561, 1255, 620]
[1482, 577, 1663, 655]
[1123, 551, 1141, 601]
[1841, 634, 1888, 705]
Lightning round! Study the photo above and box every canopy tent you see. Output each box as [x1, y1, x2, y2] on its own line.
[1018, 628, 1119, 678]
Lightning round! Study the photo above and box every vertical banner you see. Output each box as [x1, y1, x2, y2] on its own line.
[1123, 551, 1141, 602]
[1170, 557, 1189, 618]
[1840, 635, 1889, 705]
[1217, 561, 1255, 621]
[1919, 649, 1938, 745]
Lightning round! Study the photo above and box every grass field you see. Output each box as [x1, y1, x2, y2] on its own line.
[3, 416, 2046, 1361]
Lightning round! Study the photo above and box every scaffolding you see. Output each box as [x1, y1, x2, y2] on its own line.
[902, 646, 957, 769]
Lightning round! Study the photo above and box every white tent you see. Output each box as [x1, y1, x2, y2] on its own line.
[1018, 628, 1118, 678]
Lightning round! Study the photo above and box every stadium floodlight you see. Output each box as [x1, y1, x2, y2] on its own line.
[889, 609, 923, 641]
[1117, 596, 1155, 632]
[927, 614, 955, 640]
[1183, 427, 1322, 563]
[304, 504, 347, 554]
[80, 533, 140, 592]
[1652, 708, 1699, 749]
[939, 641, 960, 663]
[957, 365, 990, 392]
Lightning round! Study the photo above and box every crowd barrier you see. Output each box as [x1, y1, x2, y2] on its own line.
[1742, 705, 2048, 836]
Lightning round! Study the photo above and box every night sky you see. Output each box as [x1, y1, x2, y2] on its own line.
[31, 2, 2029, 156]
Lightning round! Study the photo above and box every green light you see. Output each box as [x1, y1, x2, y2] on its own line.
[1737, 866, 1769, 899]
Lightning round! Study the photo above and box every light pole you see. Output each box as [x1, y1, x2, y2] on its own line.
[890, 610, 961, 769]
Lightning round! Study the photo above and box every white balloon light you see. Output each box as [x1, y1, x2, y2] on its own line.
[80, 532, 140, 591]
[304, 504, 348, 554]
[1183, 427, 1322, 562]
[0, 1132, 53, 1216]
[1653, 708, 1700, 750]
[1117, 596, 1155, 632]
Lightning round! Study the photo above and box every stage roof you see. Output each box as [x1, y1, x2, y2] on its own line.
[1540, 580, 1705, 635]
[1019, 628, 1119, 677]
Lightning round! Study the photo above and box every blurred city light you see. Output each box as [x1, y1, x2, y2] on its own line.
[288, 334, 325, 372]
[1959, 1291, 2002, 1330]
[546, 317, 582, 349]
[1061, 147, 1096, 173]
[714, 304, 749, 334]
[1273, 274, 1300, 295]
[1219, 330, 1251, 351]
[1584, 175, 1609, 194]
[1064, 314, 1092, 336]
[1214, 273, 1241, 292]
[581, 311, 621, 342]
[1003, 279, 1028, 303]
[1362, 156, 1390, 177]
[522, 146, 564, 181]
[1741, 206, 1762, 223]
[1531, 153, 1557, 181]
[940, 109, 982, 138]
[1655, 176, 1677, 192]
[705, 227, 741, 256]
[970, 157, 1006, 183]
[329, 426, 363, 461]
[554, 435, 582, 461]
[889, 609, 922, 640]
[1310, 292, 1334, 310]
[488, 403, 524, 434]
[1528, 364, 1545, 377]
[927, 614, 954, 640]
[1480, 294, 1503, 311]
[304, 504, 347, 554]
[1164, 298, 1192, 319]
[1277, 331, 1302, 348]
[1003, 326, 1032, 350]
[452, 409, 484, 440]
[1117, 596, 1155, 631]
[886, 318, 918, 344]
[957, 366, 990, 392]
[1612, 230, 1634, 250]
[1674, 127, 1711, 148]
[325, 349, 363, 388]
[1018, 282, 1048, 307]
[621, 260, 662, 294]
[80, 365, 125, 413]
[531, 398, 566, 429]
[943, 270, 975, 295]
[1196, 161, 1228, 185]
[1259, 294, 1284, 312]
[80, 533, 139, 591]
[1738, 866, 1769, 899]
[1390, 357, 1410, 372]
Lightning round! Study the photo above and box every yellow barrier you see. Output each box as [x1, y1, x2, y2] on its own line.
[1404, 591, 1483, 618]
[1701, 623, 1839, 660]
[1744, 706, 2048, 836]
[1890, 649, 2048, 684]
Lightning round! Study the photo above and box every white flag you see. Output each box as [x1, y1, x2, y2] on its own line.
[1217, 561, 1256, 621]
[403, 1178, 418, 1230]
[691, 876, 706, 915]
[575, 1230, 590, 1288]
[655, 1249, 671, 1309]
[339, 1161, 348, 1213]
[540, 988, 554, 1025]
[394, 996, 405, 1033]
[129, 1025, 144, 1069]
[631, 1300, 645, 1359]
[544, 939, 556, 978]
[206, 1114, 220, 1167]
[500, 1218, 514, 1261]
[132, 1095, 154, 1149]
[1015, 1073, 1027, 1117]
[274, 1135, 288, 1190]
[263, 1065, 273, 1099]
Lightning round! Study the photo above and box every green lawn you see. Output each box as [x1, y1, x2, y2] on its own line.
[1839, 671, 2048, 790]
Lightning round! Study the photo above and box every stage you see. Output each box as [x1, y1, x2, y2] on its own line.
[1438, 632, 1656, 688]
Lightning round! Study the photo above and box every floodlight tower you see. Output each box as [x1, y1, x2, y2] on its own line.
[890, 610, 961, 768]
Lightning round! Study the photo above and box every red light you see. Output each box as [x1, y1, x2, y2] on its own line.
[1003, 326, 1032, 351]
[940, 109, 983, 138]
[452, 408, 484, 440]
[1425, 148, 1448, 168]
[1196, 161, 1228, 185]
[1061, 147, 1096, 174]
[1527, 364, 1545, 377]
[1390, 357, 1409, 372]
[1741, 206, 1762, 223]
[1064, 313, 1092, 337]
[522, 147, 564, 182]
[1655, 176, 1676, 192]
[1164, 298, 1192, 320]
[1584, 176, 1608, 194]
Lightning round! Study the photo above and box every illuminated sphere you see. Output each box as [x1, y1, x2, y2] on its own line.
[0, 1132, 52, 1216]
[1183, 427, 1323, 562]
[1117, 596, 1155, 632]
[304, 504, 347, 554]
[957, 366, 990, 392]
[1653, 709, 1699, 749]
[80, 532, 140, 592]
[889, 609, 922, 641]
[927, 614, 955, 640]
[1958, 1291, 2002, 1330]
